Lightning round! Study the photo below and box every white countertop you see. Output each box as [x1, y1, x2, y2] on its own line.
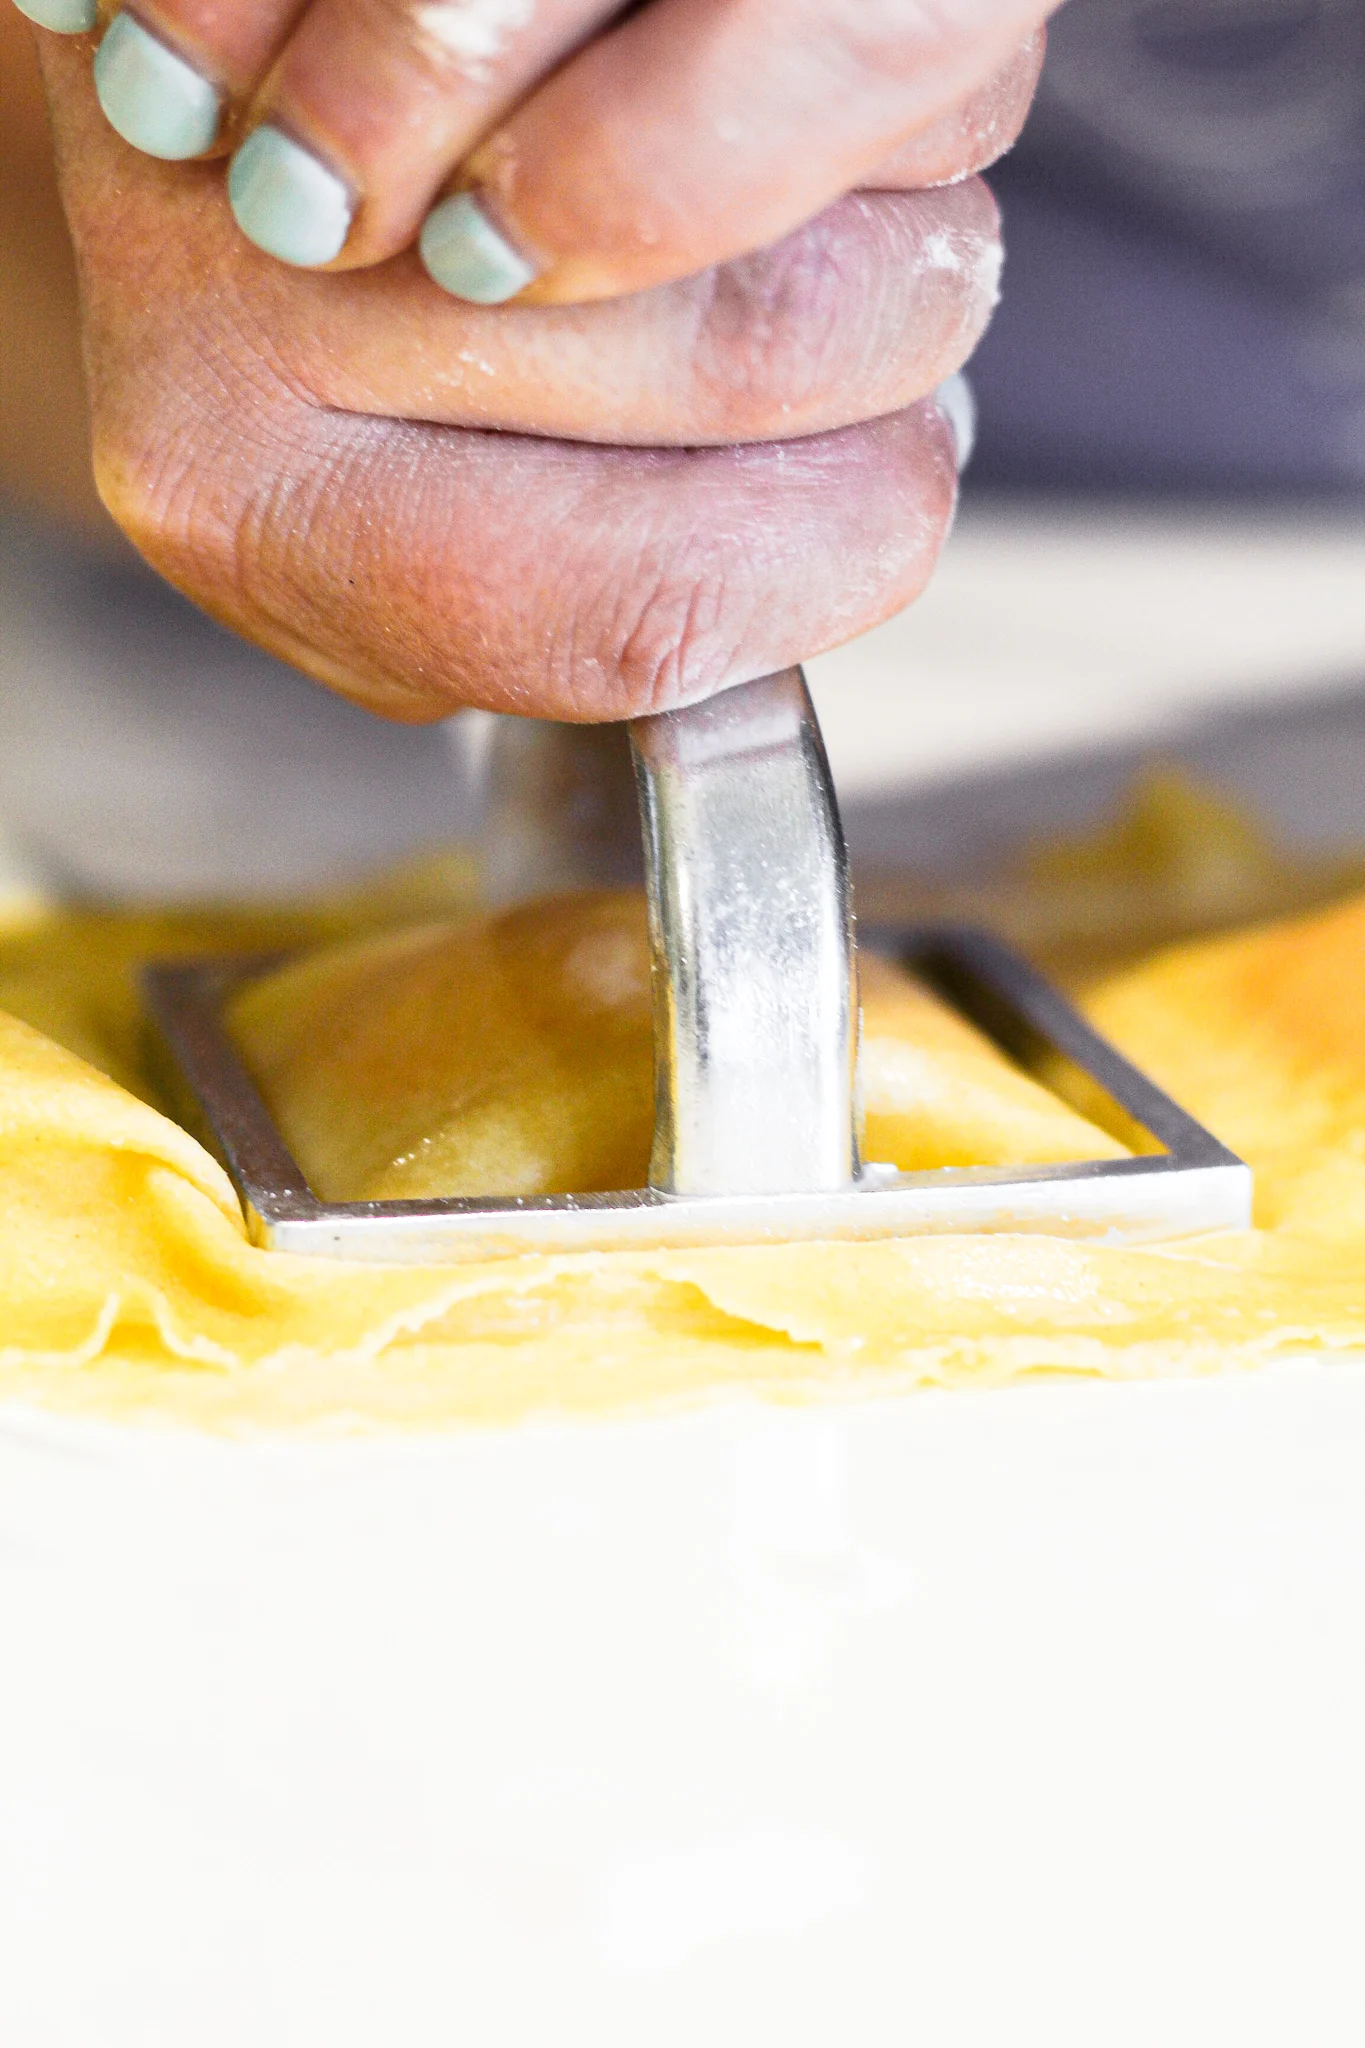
[2, 1363, 1363, 2046]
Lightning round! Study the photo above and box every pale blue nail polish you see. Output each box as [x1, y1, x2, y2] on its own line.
[94, 14, 220, 161]
[11, 0, 98, 32]
[419, 192, 536, 305]
[229, 128, 352, 268]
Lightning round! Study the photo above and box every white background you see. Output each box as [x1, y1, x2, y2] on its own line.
[2, 1366, 1364, 2046]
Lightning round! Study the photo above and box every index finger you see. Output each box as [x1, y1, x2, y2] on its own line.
[421, 0, 1057, 304]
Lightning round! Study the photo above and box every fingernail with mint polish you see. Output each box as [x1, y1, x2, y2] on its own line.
[230, 128, 353, 268]
[11, 0, 98, 32]
[94, 14, 220, 161]
[419, 192, 537, 305]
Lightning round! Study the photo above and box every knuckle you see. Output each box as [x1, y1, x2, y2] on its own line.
[613, 571, 737, 715]
[691, 183, 1002, 442]
[692, 210, 863, 438]
[550, 531, 746, 719]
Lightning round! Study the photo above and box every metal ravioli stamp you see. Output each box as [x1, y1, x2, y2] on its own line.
[144, 668, 1252, 1261]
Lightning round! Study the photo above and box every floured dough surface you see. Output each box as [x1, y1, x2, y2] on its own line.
[2, 864, 1365, 1431]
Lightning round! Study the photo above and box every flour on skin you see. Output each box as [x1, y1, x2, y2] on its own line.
[921, 227, 1003, 311]
[412, 0, 536, 82]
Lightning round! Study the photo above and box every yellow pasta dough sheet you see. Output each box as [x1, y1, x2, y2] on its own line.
[3, 804, 1365, 1433]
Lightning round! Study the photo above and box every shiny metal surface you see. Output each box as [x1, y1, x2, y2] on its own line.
[630, 669, 858, 1196]
[475, 716, 642, 904]
[143, 926, 1251, 1263]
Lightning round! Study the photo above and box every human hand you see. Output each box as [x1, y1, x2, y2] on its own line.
[23, 0, 1048, 298]
[19, 3, 1048, 723]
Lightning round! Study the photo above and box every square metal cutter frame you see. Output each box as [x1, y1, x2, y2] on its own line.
[144, 670, 1251, 1262]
